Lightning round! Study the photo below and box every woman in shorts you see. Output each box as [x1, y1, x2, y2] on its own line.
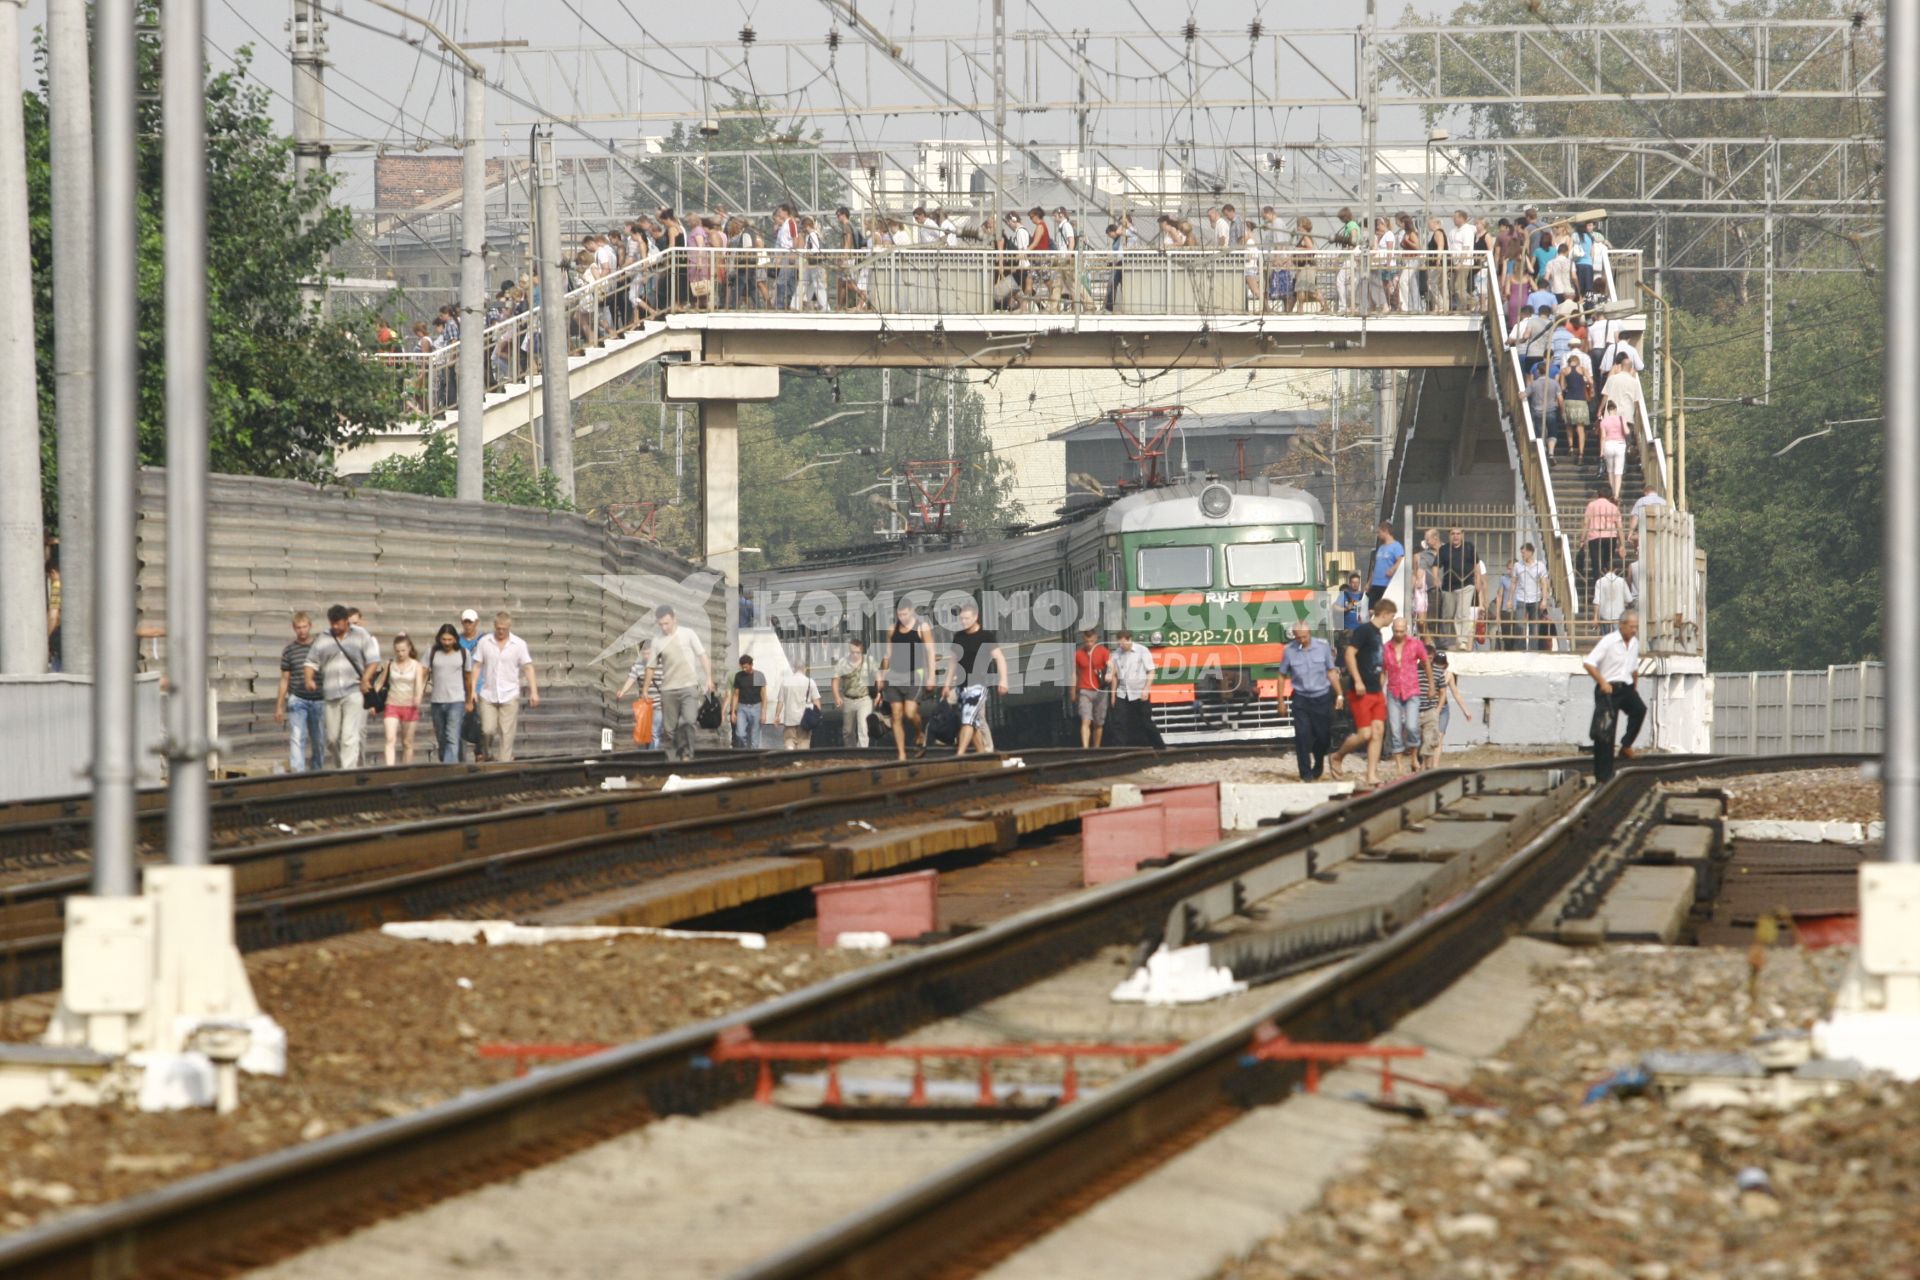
[1561, 353, 1593, 459]
[1596, 399, 1630, 503]
[381, 633, 427, 766]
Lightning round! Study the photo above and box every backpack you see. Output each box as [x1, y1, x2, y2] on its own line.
[695, 691, 723, 730]
[925, 700, 961, 746]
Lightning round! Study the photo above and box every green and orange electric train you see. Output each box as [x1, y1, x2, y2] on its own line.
[747, 479, 1331, 747]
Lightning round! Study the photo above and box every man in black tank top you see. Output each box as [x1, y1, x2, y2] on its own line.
[878, 600, 936, 760]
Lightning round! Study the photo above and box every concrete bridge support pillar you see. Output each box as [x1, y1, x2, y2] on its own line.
[665, 364, 780, 658]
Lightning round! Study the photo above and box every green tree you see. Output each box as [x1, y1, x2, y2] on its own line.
[1674, 272, 1883, 669]
[363, 432, 572, 511]
[25, 24, 406, 514]
[631, 91, 844, 217]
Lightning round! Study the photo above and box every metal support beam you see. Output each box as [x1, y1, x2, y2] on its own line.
[534, 130, 575, 499]
[457, 67, 487, 501]
[289, 0, 327, 313]
[699, 399, 741, 596]
[47, 0, 93, 674]
[163, 0, 210, 867]
[0, 0, 45, 675]
[92, 0, 139, 898]
[1885, 0, 1917, 867]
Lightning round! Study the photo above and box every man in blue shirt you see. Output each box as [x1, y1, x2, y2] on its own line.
[1368, 522, 1405, 607]
[1335, 573, 1366, 636]
[1276, 620, 1341, 781]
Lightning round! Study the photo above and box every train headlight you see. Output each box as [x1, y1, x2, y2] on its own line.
[1198, 483, 1233, 519]
[1149, 631, 1164, 645]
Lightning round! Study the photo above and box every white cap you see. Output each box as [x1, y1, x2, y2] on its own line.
[460, 609, 479, 622]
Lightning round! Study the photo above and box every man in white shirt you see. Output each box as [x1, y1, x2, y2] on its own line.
[1510, 542, 1550, 651]
[1107, 630, 1163, 748]
[1447, 210, 1477, 310]
[470, 610, 539, 762]
[650, 603, 715, 762]
[933, 207, 959, 247]
[1582, 610, 1644, 781]
[1593, 568, 1630, 629]
[1214, 204, 1236, 249]
[1628, 484, 1668, 553]
[775, 665, 822, 751]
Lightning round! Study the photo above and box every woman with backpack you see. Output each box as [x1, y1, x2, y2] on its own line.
[380, 633, 428, 766]
[427, 624, 474, 764]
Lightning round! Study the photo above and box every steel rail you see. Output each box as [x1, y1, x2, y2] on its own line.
[0, 746, 1229, 996]
[0, 748, 872, 862]
[0, 752, 1602, 1280]
[736, 753, 1869, 1280]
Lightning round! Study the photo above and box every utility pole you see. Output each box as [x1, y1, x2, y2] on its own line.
[163, 0, 210, 865]
[534, 129, 575, 498]
[1329, 371, 1342, 556]
[1360, 0, 1378, 315]
[289, 0, 328, 314]
[0, 0, 46, 674]
[93, 0, 139, 897]
[992, 0, 1006, 238]
[1075, 31, 1090, 183]
[48, 0, 93, 674]
[946, 376, 957, 458]
[881, 369, 898, 539]
[456, 57, 487, 501]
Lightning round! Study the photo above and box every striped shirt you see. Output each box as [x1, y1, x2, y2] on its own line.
[281, 638, 321, 701]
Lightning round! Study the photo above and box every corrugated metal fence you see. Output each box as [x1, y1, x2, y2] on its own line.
[135, 470, 699, 764]
[1711, 662, 1884, 755]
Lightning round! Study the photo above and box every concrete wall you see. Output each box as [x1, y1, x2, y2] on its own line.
[1444, 651, 1710, 755]
[0, 674, 164, 802]
[134, 470, 701, 766]
[1712, 663, 1883, 755]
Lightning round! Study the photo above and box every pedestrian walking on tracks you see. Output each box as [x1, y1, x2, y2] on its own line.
[302, 604, 381, 770]
[651, 604, 713, 762]
[776, 663, 823, 751]
[723, 653, 766, 748]
[1074, 629, 1111, 748]
[945, 601, 1008, 756]
[879, 599, 937, 760]
[427, 624, 474, 764]
[276, 611, 326, 772]
[1107, 631, 1164, 749]
[471, 612, 540, 763]
[832, 639, 878, 748]
[1275, 620, 1339, 781]
[1584, 610, 1646, 782]
[380, 634, 427, 766]
[1330, 598, 1393, 788]
[1381, 615, 1433, 774]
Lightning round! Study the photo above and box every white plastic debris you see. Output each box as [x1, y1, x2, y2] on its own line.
[456, 977, 474, 990]
[169, 1014, 287, 1077]
[600, 776, 632, 790]
[273, 823, 297, 834]
[833, 931, 893, 951]
[846, 820, 877, 832]
[1109, 943, 1248, 1006]
[1001, 756, 1026, 769]
[662, 774, 732, 792]
[381, 919, 767, 950]
[131, 1052, 217, 1112]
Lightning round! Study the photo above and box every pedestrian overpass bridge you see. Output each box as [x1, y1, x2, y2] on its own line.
[343, 245, 1683, 659]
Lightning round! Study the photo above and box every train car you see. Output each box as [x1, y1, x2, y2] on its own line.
[746, 478, 1328, 748]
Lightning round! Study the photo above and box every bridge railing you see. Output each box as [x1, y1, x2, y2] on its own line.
[366, 245, 1503, 421]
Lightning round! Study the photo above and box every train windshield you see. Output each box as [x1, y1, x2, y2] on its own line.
[1136, 545, 1213, 589]
[1225, 541, 1306, 587]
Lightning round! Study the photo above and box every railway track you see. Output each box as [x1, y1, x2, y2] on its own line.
[0, 747, 1225, 998]
[0, 753, 1854, 1280]
[0, 748, 883, 868]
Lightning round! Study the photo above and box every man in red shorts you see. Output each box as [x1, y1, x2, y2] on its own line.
[1330, 597, 1394, 788]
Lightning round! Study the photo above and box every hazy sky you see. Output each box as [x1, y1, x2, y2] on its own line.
[13, 0, 1494, 204]
[11, 0, 1497, 202]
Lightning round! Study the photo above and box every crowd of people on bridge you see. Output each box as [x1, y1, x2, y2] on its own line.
[371, 200, 1621, 415]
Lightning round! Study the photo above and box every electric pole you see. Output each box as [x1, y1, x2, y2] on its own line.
[992, 0, 1006, 237]
[290, 0, 328, 315]
[48, 0, 93, 673]
[93, 0, 139, 897]
[0, 0, 47, 674]
[534, 128, 574, 499]
[457, 58, 487, 501]
[164, 0, 211, 864]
